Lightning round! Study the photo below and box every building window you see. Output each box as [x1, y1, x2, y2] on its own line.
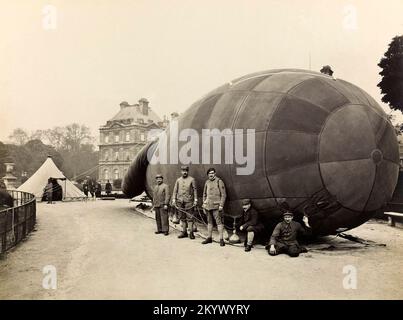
[104, 169, 109, 180]
[115, 151, 119, 160]
[126, 149, 130, 161]
[114, 169, 119, 179]
[115, 133, 119, 142]
[104, 149, 109, 161]
[140, 133, 145, 141]
[105, 135, 109, 143]
[125, 131, 130, 142]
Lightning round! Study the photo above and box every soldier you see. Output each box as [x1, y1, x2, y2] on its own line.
[320, 65, 334, 76]
[44, 178, 53, 204]
[105, 180, 112, 196]
[172, 165, 198, 239]
[95, 181, 102, 198]
[239, 199, 265, 252]
[201, 168, 226, 246]
[153, 174, 170, 235]
[267, 211, 311, 258]
[82, 179, 89, 197]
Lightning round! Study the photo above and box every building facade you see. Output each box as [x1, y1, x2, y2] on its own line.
[98, 98, 167, 187]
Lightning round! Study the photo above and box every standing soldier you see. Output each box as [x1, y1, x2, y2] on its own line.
[82, 179, 89, 197]
[95, 181, 102, 198]
[105, 180, 112, 196]
[153, 174, 170, 235]
[172, 165, 198, 239]
[201, 168, 227, 247]
[44, 178, 53, 204]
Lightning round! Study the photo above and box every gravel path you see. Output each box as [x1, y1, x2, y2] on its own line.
[0, 199, 402, 299]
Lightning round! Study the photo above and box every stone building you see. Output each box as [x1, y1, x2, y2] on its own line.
[98, 99, 167, 188]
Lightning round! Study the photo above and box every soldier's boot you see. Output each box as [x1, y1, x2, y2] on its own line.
[245, 245, 252, 252]
[202, 237, 213, 244]
[178, 231, 188, 239]
[188, 221, 195, 239]
[220, 239, 225, 247]
[178, 221, 188, 238]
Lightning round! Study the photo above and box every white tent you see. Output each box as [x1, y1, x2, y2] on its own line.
[17, 156, 85, 200]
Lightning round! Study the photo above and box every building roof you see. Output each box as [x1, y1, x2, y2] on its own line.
[109, 104, 162, 125]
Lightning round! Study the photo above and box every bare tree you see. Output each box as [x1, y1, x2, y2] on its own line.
[8, 128, 29, 145]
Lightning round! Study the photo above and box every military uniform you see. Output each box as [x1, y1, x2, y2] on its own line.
[44, 182, 53, 203]
[172, 174, 198, 238]
[105, 182, 112, 195]
[82, 181, 89, 197]
[268, 220, 310, 257]
[202, 177, 226, 244]
[240, 199, 264, 251]
[153, 182, 170, 233]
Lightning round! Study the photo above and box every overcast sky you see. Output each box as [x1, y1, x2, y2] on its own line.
[1, 0, 402, 143]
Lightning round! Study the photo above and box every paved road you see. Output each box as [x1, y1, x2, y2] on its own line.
[0, 200, 402, 299]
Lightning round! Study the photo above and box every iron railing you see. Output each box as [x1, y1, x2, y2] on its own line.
[0, 190, 36, 254]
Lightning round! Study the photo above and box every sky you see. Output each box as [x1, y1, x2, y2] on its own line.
[0, 0, 402, 143]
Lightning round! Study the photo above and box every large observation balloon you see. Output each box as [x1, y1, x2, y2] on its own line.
[123, 69, 399, 236]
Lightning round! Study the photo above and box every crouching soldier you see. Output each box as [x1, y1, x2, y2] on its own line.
[153, 174, 170, 235]
[267, 211, 311, 257]
[172, 165, 198, 239]
[202, 168, 227, 247]
[239, 199, 264, 252]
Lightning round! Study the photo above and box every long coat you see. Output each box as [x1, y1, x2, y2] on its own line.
[153, 183, 170, 208]
[241, 207, 265, 233]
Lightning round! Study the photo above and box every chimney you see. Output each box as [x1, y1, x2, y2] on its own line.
[138, 98, 149, 116]
[120, 101, 130, 110]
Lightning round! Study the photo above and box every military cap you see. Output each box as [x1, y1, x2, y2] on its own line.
[283, 211, 294, 217]
[180, 165, 189, 171]
[206, 167, 216, 175]
[242, 199, 251, 205]
[155, 174, 163, 179]
[320, 65, 334, 76]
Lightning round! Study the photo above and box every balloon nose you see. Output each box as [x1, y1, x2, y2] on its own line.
[319, 104, 399, 212]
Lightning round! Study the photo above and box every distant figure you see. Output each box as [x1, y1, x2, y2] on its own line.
[320, 65, 334, 76]
[267, 211, 311, 258]
[88, 179, 95, 198]
[82, 180, 89, 197]
[239, 199, 265, 252]
[95, 181, 102, 197]
[105, 180, 112, 196]
[153, 174, 170, 235]
[0, 183, 13, 210]
[44, 178, 53, 204]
